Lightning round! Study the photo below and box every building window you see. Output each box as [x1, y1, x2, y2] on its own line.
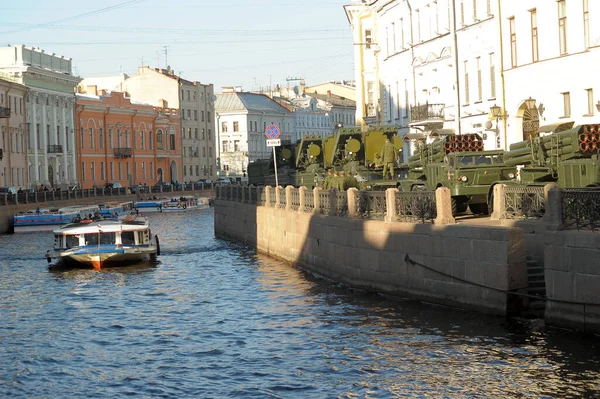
[365, 29, 372, 49]
[89, 128, 94, 149]
[140, 131, 144, 149]
[80, 128, 84, 148]
[404, 79, 409, 118]
[110, 162, 114, 180]
[194, 110, 198, 120]
[91, 162, 95, 181]
[416, 9, 421, 42]
[81, 162, 85, 181]
[583, 0, 590, 49]
[400, 18, 405, 48]
[234, 140, 240, 152]
[156, 130, 163, 150]
[531, 9, 538, 62]
[489, 53, 496, 98]
[187, 127, 192, 139]
[207, 112, 211, 123]
[118, 162, 122, 180]
[221, 121, 227, 132]
[460, 0, 465, 25]
[100, 162, 105, 180]
[208, 129, 212, 141]
[142, 162, 146, 179]
[473, 0, 477, 21]
[464, 60, 470, 104]
[509, 17, 517, 67]
[194, 128, 198, 139]
[108, 129, 113, 149]
[186, 109, 191, 120]
[586, 89, 594, 115]
[562, 92, 571, 117]
[233, 121, 239, 132]
[202, 111, 205, 121]
[558, 0, 567, 55]
[149, 131, 153, 150]
[169, 134, 176, 151]
[99, 128, 104, 149]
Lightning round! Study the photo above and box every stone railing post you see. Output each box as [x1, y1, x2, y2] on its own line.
[275, 186, 283, 208]
[490, 184, 507, 220]
[265, 185, 272, 206]
[384, 188, 399, 223]
[285, 186, 293, 211]
[347, 187, 359, 218]
[298, 186, 306, 212]
[328, 188, 337, 217]
[313, 187, 321, 214]
[434, 187, 455, 224]
[545, 187, 564, 230]
[544, 183, 558, 203]
[241, 185, 246, 203]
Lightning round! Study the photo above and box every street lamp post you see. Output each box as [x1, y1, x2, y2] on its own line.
[489, 104, 507, 149]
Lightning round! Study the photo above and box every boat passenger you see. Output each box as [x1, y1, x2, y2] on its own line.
[73, 214, 82, 223]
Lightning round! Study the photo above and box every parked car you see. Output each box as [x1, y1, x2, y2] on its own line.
[196, 179, 213, 185]
[0, 186, 17, 196]
[215, 178, 232, 186]
[104, 182, 123, 189]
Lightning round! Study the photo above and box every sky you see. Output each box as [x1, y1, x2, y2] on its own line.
[0, 0, 355, 93]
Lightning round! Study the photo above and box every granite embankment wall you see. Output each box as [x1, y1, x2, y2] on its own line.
[0, 188, 215, 234]
[214, 199, 528, 317]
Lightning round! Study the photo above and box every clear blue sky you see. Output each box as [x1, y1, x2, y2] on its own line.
[0, 0, 354, 93]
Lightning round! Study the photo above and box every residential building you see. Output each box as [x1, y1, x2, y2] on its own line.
[215, 90, 294, 176]
[114, 67, 215, 183]
[345, 0, 600, 157]
[75, 89, 181, 189]
[0, 77, 28, 188]
[304, 81, 357, 101]
[0, 45, 80, 189]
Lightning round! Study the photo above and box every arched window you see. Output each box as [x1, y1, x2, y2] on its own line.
[156, 129, 163, 150]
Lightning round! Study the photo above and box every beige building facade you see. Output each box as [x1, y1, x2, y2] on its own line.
[0, 77, 28, 188]
[0, 45, 81, 189]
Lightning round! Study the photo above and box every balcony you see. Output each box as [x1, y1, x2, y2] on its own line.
[114, 147, 133, 158]
[47, 144, 63, 154]
[0, 106, 10, 118]
[410, 103, 445, 126]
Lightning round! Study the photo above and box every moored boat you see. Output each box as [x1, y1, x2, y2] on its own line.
[45, 214, 159, 269]
[98, 201, 134, 218]
[134, 197, 166, 212]
[161, 196, 211, 212]
[14, 204, 100, 233]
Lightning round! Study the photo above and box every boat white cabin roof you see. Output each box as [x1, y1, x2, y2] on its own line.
[53, 217, 149, 235]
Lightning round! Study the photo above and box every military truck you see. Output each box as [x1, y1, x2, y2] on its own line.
[246, 141, 297, 187]
[399, 134, 516, 214]
[503, 123, 600, 187]
[295, 135, 325, 189]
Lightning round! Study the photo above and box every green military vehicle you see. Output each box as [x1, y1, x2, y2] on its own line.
[295, 135, 325, 189]
[399, 134, 516, 215]
[246, 141, 297, 187]
[502, 123, 600, 187]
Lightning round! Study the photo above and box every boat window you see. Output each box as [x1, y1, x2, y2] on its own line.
[100, 232, 116, 245]
[84, 233, 98, 246]
[121, 231, 135, 245]
[65, 235, 79, 248]
[54, 235, 62, 248]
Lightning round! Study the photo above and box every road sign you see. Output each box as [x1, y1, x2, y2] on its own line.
[266, 139, 281, 147]
[265, 123, 280, 139]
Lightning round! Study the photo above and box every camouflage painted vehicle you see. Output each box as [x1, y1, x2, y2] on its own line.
[246, 142, 297, 187]
[399, 134, 516, 215]
[295, 135, 325, 189]
[502, 123, 600, 188]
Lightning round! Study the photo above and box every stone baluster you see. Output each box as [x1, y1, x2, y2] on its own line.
[545, 187, 564, 231]
[434, 187, 455, 225]
[490, 184, 506, 220]
[313, 187, 321, 214]
[275, 186, 283, 208]
[298, 186, 306, 213]
[328, 189, 337, 217]
[265, 186, 272, 207]
[285, 186, 293, 211]
[384, 188, 399, 223]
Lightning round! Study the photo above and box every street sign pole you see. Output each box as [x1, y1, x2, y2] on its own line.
[272, 146, 279, 188]
[265, 124, 281, 188]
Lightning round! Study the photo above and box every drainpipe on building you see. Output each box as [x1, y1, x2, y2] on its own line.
[451, 0, 462, 136]
[103, 106, 111, 185]
[76, 104, 85, 186]
[496, 0, 508, 150]
[216, 112, 221, 177]
[130, 109, 138, 184]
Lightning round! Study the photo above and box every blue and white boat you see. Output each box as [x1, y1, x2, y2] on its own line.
[134, 198, 167, 212]
[13, 204, 100, 233]
[98, 201, 134, 218]
[45, 214, 159, 269]
[161, 196, 211, 212]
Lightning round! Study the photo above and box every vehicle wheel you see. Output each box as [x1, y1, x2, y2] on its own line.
[469, 203, 488, 215]
[487, 191, 494, 216]
[410, 184, 426, 192]
[451, 198, 468, 216]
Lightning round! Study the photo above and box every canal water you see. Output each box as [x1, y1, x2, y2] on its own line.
[1, 209, 599, 398]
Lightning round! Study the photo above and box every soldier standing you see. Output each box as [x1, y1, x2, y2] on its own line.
[322, 169, 333, 189]
[381, 139, 397, 180]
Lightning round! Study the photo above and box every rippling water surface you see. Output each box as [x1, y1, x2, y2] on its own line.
[1, 209, 599, 398]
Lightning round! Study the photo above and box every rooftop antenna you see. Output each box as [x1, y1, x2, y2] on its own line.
[286, 76, 304, 97]
[163, 45, 170, 69]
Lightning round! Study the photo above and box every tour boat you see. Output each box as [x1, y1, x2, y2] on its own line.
[134, 198, 167, 212]
[45, 214, 159, 269]
[13, 204, 100, 233]
[98, 201, 134, 218]
[161, 196, 211, 212]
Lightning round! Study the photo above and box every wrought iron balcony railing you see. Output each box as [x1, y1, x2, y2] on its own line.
[47, 144, 63, 153]
[0, 106, 10, 118]
[410, 103, 445, 124]
[114, 147, 133, 158]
